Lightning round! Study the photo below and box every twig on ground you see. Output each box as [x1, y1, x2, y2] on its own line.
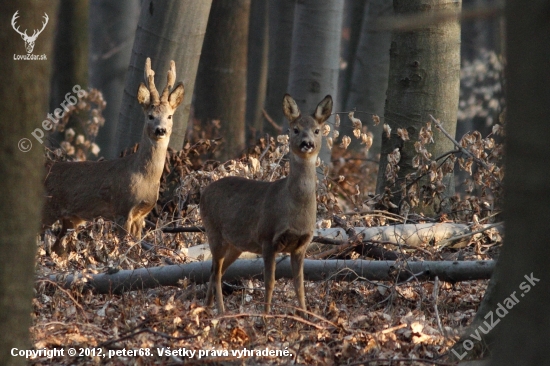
[433, 276, 448, 338]
[215, 312, 326, 330]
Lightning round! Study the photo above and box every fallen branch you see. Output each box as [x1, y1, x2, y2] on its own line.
[183, 222, 502, 260]
[161, 226, 204, 233]
[47, 259, 495, 294]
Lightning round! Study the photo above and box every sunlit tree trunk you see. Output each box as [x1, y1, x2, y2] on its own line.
[0, 1, 56, 364]
[376, 0, 461, 215]
[116, 0, 212, 152]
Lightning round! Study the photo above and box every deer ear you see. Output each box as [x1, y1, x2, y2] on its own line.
[137, 82, 150, 107]
[314, 95, 333, 124]
[168, 82, 185, 109]
[283, 94, 301, 121]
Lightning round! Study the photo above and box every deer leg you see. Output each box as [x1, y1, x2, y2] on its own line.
[290, 248, 307, 317]
[130, 217, 144, 240]
[206, 235, 228, 313]
[51, 218, 75, 255]
[206, 246, 240, 313]
[115, 216, 129, 239]
[262, 243, 277, 314]
[221, 245, 241, 273]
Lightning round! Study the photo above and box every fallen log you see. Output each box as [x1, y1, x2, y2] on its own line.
[183, 222, 503, 260]
[48, 259, 495, 294]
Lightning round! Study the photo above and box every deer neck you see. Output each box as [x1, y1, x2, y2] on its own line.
[286, 153, 318, 203]
[133, 128, 169, 180]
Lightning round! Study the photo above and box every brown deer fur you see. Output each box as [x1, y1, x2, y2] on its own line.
[43, 58, 184, 254]
[200, 94, 332, 315]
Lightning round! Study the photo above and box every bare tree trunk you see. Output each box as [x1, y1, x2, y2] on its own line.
[116, 0, 212, 152]
[245, 0, 269, 145]
[0, 1, 56, 363]
[341, 0, 392, 155]
[375, 0, 461, 215]
[89, 0, 140, 158]
[263, 0, 295, 135]
[194, 0, 250, 161]
[288, 0, 344, 164]
[48, 0, 88, 148]
[451, 0, 550, 364]
[461, 0, 502, 61]
[337, 0, 366, 113]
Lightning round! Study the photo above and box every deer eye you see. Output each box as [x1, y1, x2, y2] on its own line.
[148, 115, 154, 120]
[315, 129, 320, 135]
[168, 115, 172, 119]
[293, 128, 299, 134]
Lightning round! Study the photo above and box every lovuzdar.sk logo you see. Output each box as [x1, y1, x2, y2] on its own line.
[11, 10, 48, 60]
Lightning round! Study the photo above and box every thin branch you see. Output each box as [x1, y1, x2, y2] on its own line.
[161, 226, 205, 233]
[38, 279, 86, 316]
[437, 222, 502, 249]
[433, 276, 448, 338]
[215, 312, 325, 330]
[261, 109, 283, 133]
[429, 115, 501, 185]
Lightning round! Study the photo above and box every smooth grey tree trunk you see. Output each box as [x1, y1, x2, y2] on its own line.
[116, 0, 212, 152]
[376, 0, 461, 215]
[341, 0, 393, 155]
[288, 0, 344, 164]
[245, 0, 269, 145]
[89, 0, 140, 158]
[194, 0, 250, 162]
[264, 0, 296, 136]
[0, 2, 56, 364]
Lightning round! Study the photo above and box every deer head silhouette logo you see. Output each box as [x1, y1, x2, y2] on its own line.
[11, 11, 49, 54]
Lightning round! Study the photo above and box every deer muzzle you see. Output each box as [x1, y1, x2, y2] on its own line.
[300, 141, 315, 153]
[154, 127, 167, 137]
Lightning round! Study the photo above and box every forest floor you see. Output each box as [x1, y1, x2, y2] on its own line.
[31, 138, 500, 366]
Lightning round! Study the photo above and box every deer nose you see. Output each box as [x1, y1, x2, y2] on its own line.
[154, 127, 167, 137]
[300, 141, 315, 152]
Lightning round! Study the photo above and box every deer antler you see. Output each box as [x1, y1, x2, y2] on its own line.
[11, 11, 28, 38]
[161, 60, 176, 102]
[144, 57, 160, 105]
[29, 13, 49, 40]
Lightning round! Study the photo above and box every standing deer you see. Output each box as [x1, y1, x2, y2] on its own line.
[43, 58, 184, 255]
[200, 94, 332, 315]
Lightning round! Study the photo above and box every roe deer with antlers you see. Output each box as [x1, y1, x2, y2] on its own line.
[200, 94, 332, 315]
[43, 58, 184, 255]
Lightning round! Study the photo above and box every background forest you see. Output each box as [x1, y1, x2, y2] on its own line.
[1, 0, 549, 365]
